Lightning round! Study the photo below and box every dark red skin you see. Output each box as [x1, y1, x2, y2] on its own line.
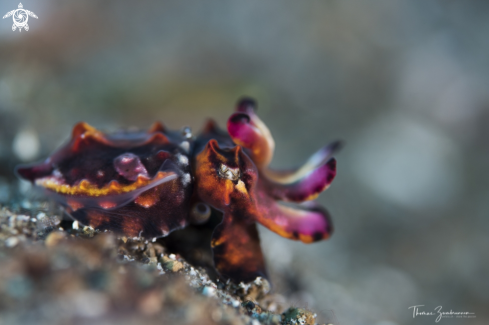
[17, 98, 339, 284]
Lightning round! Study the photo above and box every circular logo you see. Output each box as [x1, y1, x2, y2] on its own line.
[13, 9, 28, 27]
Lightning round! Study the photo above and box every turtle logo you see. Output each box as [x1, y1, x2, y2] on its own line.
[3, 3, 38, 32]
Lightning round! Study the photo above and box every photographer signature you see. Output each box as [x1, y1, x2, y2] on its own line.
[408, 305, 476, 322]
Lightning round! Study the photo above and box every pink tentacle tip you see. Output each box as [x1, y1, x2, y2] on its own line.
[236, 97, 257, 113]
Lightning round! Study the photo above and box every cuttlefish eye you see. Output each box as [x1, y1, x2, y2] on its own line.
[190, 202, 212, 224]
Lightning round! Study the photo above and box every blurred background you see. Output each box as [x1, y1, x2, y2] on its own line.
[0, 0, 487, 324]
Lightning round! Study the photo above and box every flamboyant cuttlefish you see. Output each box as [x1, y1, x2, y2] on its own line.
[16, 98, 339, 283]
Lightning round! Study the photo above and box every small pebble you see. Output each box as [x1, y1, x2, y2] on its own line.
[202, 286, 216, 297]
[45, 231, 67, 247]
[5, 236, 19, 247]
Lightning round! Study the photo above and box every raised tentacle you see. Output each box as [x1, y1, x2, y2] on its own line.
[227, 98, 275, 168]
[254, 191, 333, 243]
[227, 98, 341, 186]
[263, 141, 342, 184]
[260, 158, 336, 202]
